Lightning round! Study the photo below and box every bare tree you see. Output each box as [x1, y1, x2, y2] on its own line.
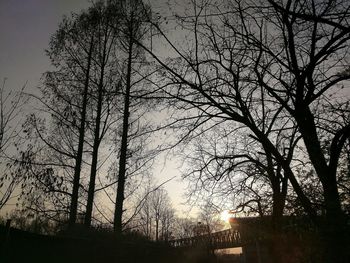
[19, 4, 119, 227]
[134, 0, 350, 261]
[136, 186, 175, 241]
[83, 1, 121, 227]
[111, 0, 155, 235]
[172, 217, 197, 240]
[46, 11, 96, 226]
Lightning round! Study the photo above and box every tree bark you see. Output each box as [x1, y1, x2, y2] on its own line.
[294, 103, 347, 262]
[84, 40, 107, 227]
[113, 30, 133, 235]
[69, 36, 94, 227]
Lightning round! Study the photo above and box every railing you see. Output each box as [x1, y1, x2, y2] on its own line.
[169, 228, 242, 249]
[168, 216, 328, 250]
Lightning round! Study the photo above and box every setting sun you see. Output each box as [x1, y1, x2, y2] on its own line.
[220, 210, 234, 222]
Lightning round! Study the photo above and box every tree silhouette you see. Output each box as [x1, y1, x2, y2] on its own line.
[135, 0, 350, 261]
[111, 0, 154, 235]
[0, 80, 27, 210]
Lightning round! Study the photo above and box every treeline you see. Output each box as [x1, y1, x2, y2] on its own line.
[1, 0, 169, 236]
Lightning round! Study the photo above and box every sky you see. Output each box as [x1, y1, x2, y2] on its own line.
[0, 0, 91, 89]
[0, 0, 191, 217]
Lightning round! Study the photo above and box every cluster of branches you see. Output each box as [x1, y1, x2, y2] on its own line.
[0, 79, 27, 211]
[4, 0, 164, 236]
[128, 185, 176, 241]
[131, 0, 350, 261]
[1, 1, 349, 261]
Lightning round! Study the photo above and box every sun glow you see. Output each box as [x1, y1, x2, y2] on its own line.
[220, 210, 233, 222]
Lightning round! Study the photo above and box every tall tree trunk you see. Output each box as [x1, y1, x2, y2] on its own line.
[270, 179, 288, 263]
[69, 36, 94, 227]
[295, 106, 344, 219]
[84, 46, 106, 227]
[155, 215, 159, 241]
[113, 32, 133, 235]
[295, 105, 347, 263]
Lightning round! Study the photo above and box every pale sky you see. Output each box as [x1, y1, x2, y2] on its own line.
[0, 0, 191, 217]
[0, 0, 92, 90]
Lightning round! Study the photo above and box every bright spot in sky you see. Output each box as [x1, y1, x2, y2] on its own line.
[220, 210, 233, 222]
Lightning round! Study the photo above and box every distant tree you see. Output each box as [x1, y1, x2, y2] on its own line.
[172, 217, 197, 239]
[159, 203, 175, 241]
[171, 208, 223, 240]
[132, 184, 175, 241]
[150, 187, 174, 241]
